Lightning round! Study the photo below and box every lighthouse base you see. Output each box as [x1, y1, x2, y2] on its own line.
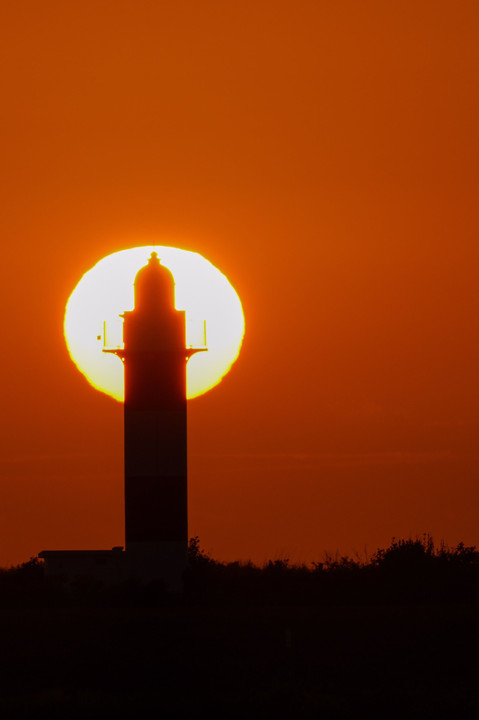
[126, 541, 188, 592]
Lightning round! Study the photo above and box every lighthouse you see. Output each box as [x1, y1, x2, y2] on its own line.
[107, 251, 203, 588]
[39, 251, 206, 590]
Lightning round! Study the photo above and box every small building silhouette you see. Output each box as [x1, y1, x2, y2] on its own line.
[40, 252, 205, 591]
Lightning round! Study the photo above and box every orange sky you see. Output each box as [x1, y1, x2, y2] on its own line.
[1, 0, 479, 565]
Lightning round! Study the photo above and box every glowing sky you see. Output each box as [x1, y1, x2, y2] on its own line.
[1, 1, 479, 565]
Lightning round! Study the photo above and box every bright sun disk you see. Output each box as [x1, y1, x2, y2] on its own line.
[64, 246, 245, 400]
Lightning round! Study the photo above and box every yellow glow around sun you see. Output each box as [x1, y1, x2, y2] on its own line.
[64, 246, 245, 400]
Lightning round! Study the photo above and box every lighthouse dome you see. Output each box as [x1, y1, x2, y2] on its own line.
[133, 252, 175, 313]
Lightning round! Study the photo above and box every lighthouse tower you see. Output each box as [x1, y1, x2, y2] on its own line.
[112, 252, 201, 588]
[39, 251, 205, 590]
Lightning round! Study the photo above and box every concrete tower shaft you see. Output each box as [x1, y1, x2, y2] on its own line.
[121, 252, 190, 583]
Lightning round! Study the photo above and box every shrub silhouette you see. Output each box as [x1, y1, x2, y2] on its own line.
[1, 535, 479, 606]
[185, 534, 479, 605]
[371, 535, 435, 568]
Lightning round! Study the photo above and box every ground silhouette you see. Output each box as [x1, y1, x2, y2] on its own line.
[1, 536, 479, 718]
[3, 534, 479, 607]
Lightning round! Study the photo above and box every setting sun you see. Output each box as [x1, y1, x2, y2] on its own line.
[64, 246, 245, 400]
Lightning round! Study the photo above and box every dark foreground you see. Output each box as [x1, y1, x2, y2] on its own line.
[0, 603, 478, 718]
[2, 536, 479, 717]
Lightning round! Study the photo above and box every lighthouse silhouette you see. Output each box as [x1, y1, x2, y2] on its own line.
[40, 252, 205, 591]
[109, 251, 204, 587]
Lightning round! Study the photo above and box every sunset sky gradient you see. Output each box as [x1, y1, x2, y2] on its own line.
[1, 0, 479, 565]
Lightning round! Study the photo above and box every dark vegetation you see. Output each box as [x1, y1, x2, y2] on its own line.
[2, 536, 479, 718]
[2, 534, 479, 607]
[186, 534, 479, 606]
